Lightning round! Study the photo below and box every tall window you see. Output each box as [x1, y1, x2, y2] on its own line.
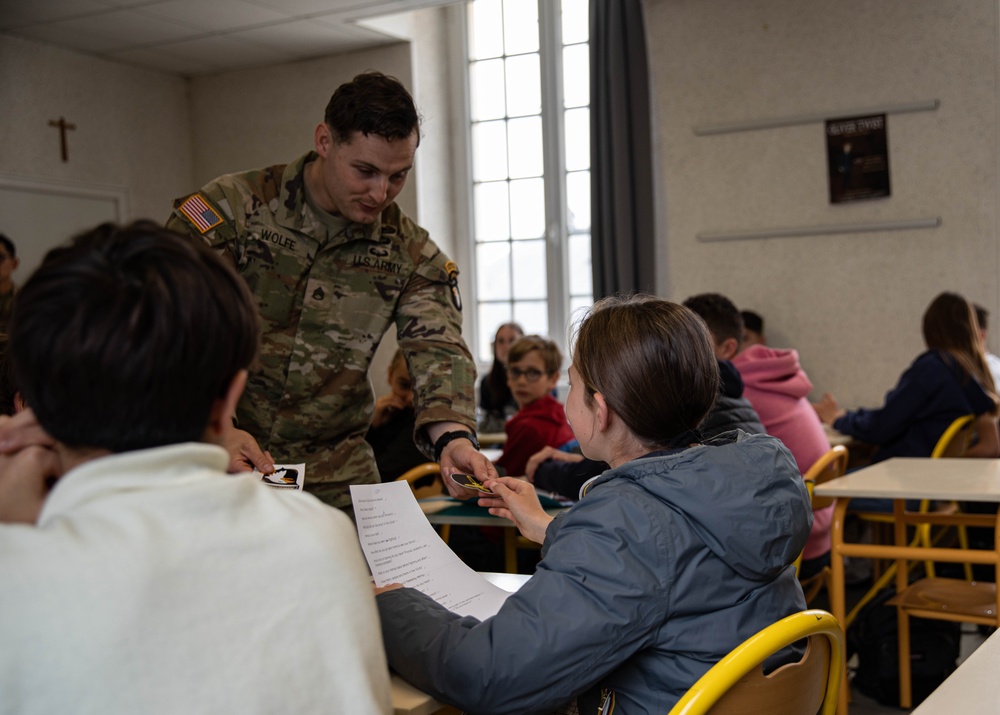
[467, 0, 591, 361]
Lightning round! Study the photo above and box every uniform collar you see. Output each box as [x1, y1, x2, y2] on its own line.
[276, 152, 384, 245]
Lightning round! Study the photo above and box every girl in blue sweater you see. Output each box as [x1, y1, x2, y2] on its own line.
[816, 291, 999, 464]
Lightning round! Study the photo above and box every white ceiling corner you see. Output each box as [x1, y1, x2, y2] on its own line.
[0, 0, 465, 76]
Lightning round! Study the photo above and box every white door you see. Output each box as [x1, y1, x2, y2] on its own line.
[0, 174, 128, 280]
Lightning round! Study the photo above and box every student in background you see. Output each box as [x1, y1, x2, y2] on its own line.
[494, 335, 574, 476]
[0, 335, 23, 416]
[366, 348, 428, 482]
[0, 233, 20, 334]
[376, 295, 810, 714]
[690, 294, 835, 578]
[974, 304, 1000, 392]
[0, 221, 391, 713]
[682, 295, 766, 437]
[478, 322, 524, 433]
[816, 292, 1000, 465]
[740, 309, 765, 349]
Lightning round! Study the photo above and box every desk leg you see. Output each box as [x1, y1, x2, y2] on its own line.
[504, 528, 518, 573]
[894, 499, 913, 709]
[830, 498, 850, 715]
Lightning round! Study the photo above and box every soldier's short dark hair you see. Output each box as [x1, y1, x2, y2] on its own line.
[683, 293, 744, 349]
[325, 71, 421, 145]
[0, 233, 16, 258]
[10, 221, 259, 453]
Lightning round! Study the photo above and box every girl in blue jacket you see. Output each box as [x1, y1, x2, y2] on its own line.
[376, 295, 811, 715]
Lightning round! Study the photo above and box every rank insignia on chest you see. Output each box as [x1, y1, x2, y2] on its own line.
[178, 194, 224, 233]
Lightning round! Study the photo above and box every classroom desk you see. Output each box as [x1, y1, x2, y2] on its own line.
[822, 425, 878, 469]
[424, 498, 568, 573]
[815, 458, 1000, 714]
[911, 626, 1000, 714]
[479, 432, 507, 447]
[390, 573, 530, 715]
[823, 424, 853, 448]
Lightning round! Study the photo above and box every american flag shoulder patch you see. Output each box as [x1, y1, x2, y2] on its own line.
[178, 193, 224, 234]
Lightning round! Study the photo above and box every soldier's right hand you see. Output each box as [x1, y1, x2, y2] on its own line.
[223, 428, 275, 475]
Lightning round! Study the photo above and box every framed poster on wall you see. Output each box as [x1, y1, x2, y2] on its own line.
[826, 114, 890, 203]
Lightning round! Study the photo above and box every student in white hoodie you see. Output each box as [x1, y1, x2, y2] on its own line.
[0, 221, 391, 715]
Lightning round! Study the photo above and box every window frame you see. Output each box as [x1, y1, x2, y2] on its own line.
[462, 0, 590, 366]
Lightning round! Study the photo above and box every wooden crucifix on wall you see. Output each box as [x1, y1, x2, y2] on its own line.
[48, 117, 76, 162]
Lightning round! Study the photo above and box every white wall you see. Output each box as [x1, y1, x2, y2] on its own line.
[0, 34, 192, 225]
[188, 42, 415, 213]
[647, 0, 999, 408]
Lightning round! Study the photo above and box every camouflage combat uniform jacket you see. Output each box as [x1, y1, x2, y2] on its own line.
[167, 152, 476, 509]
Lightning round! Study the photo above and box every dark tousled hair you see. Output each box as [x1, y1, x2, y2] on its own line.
[10, 221, 259, 452]
[682, 293, 743, 349]
[0, 233, 15, 258]
[741, 310, 763, 334]
[0, 335, 17, 416]
[324, 71, 421, 146]
[572, 294, 720, 449]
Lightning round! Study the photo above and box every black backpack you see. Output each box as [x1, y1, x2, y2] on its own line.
[847, 586, 961, 707]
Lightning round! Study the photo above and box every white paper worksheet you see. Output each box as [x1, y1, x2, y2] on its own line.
[351, 481, 513, 621]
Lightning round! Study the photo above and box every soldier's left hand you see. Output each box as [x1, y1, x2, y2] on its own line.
[440, 440, 498, 500]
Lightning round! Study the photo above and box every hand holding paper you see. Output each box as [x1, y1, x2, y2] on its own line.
[480, 477, 554, 544]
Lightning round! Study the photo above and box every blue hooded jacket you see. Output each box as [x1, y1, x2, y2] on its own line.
[377, 431, 811, 714]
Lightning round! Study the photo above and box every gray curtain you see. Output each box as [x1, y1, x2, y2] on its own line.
[590, 0, 656, 298]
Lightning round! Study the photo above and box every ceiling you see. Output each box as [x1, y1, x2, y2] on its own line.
[0, 0, 462, 76]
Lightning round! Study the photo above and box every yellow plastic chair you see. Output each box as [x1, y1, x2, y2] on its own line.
[796, 446, 849, 602]
[886, 496, 1000, 707]
[846, 414, 976, 625]
[395, 462, 445, 499]
[668, 609, 844, 715]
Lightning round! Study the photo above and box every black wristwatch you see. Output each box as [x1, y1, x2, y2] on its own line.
[433, 430, 480, 462]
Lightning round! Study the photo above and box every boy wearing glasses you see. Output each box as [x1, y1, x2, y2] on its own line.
[495, 335, 574, 476]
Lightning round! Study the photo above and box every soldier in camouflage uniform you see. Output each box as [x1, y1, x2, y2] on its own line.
[166, 72, 496, 511]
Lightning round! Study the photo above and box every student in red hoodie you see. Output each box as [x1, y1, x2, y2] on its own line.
[495, 336, 574, 476]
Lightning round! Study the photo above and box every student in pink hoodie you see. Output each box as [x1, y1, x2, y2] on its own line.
[688, 294, 833, 578]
